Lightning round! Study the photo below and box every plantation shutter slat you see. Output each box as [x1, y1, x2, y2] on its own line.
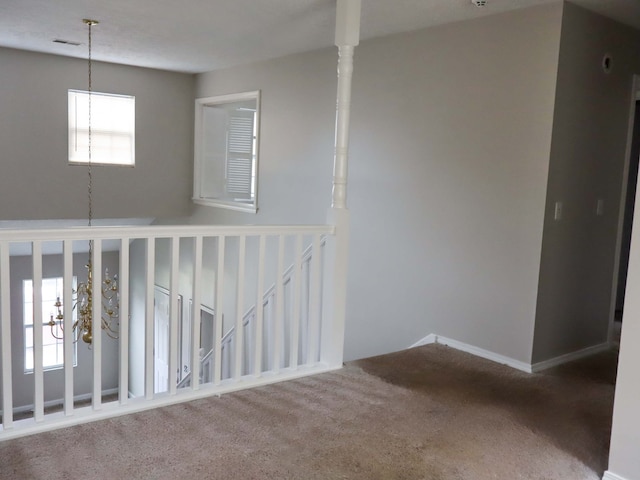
[226, 113, 254, 197]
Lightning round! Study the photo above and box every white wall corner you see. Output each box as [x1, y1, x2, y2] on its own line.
[531, 342, 610, 373]
[408, 334, 532, 373]
[409, 334, 438, 349]
[603, 471, 630, 480]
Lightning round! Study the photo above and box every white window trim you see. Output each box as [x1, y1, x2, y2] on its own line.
[193, 90, 260, 214]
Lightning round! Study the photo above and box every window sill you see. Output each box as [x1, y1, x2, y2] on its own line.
[24, 364, 78, 374]
[192, 197, 257, 214]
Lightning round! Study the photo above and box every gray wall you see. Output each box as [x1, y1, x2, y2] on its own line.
[187, 3, 563, 363]
[2, 252, 119, 410]
[532, 3, 640, 363]
[0, 47, 195, 221]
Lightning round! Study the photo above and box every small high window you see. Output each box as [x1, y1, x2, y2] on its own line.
[68, 90, 135, 166]
[193, 91, 260, 213]
[24, 277, 78, 372]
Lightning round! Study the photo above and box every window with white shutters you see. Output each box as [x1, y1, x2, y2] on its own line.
[193, 91, 260, 213]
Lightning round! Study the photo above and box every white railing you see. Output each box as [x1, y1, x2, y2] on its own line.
[176, 238, 323, 388]
[0, 224, 337, 440]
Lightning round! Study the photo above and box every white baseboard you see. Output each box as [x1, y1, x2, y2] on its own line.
[1, 388, 119, 415]
[410, 334, 612, 375]
[409, 334, 532, 373]
[531, 343, 610, 373]
[603, 471, 629, 480]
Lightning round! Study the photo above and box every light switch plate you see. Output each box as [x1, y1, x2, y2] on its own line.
[554, 201, 563, 221]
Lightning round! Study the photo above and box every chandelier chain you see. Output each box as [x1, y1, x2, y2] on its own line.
[87, 20, 93, 229]
[50, 18, 119, 346]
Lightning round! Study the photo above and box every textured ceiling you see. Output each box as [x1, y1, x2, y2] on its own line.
[0, 0, 639, 73]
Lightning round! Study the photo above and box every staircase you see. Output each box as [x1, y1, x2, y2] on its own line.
[177, 239, 323, 388]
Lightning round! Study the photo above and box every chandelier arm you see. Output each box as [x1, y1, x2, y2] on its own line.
[101, 316, 120, 336]
[103, 327, 119, 340]
[49, 323, 63, 340]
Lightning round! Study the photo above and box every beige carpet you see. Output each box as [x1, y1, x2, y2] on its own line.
[0, 344, 616, 479]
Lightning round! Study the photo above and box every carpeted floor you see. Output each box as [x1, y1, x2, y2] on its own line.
[0, 344, 617, 479]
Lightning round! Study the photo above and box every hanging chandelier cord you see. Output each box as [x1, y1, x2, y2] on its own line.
[50, 19, 120, 347]
[87, 20, 94, 230]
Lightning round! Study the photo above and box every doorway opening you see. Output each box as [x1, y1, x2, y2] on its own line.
[612, 79, 640, 345]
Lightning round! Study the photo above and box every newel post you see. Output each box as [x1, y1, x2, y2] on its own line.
[321, 0, 360, 367]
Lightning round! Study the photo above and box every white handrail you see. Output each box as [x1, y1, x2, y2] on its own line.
[0, 224, 334, 242]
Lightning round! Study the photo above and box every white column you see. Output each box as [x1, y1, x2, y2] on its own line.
[322, 0, 360, 367]
[331, 0, 360, 210]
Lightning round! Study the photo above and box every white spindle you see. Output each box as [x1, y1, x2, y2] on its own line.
[253, 235, 266, 376]
[214, 237, 225, 385]
[265, 296, 274, 370]
[300, 258, 310, 363]
[191, 236, 203, 390]
[145, 238, 155, 399]
[234, 235, 246, 379]
[224, 341, 231, 380]
[32, 241, 44, 422]
[245, 312, 254, 374]
[289, 235, 303, 369]
[119, 237, 130, 404]
[308, 235, 322, 363]
[63, 240, 74, 416]
[168, 237, 179, 394]
[92, 239, 102, 410]
[0, 241, 13, 429]
[273, 235, 285, 371]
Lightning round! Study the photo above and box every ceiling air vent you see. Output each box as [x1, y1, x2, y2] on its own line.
[471, 0, 487, 6]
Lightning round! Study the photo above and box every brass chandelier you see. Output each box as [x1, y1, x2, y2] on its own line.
[49, 19, 120, 345]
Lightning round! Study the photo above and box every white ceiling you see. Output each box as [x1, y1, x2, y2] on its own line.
[0, 0, 639, 74]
